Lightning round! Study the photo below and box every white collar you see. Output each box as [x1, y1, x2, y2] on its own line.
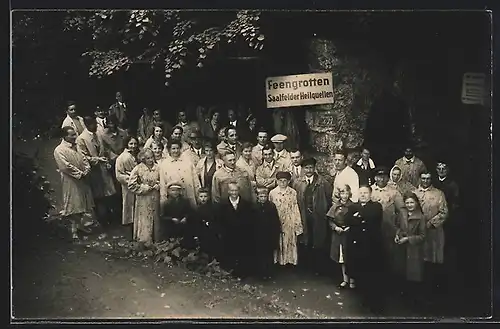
[374, 184, 387, 191]
[404, 156, 415, 163]
[356, 158, 375, 169]
[438, 176, 447, 182]
[230, 120, 237, 125]
[229, 196, 240, 205]
[275, 149, 285, 156]
[255, 143, 264, 149]
[86, 129, 95, 136]
[305, 175, 314, 183]
[264, 161, 275, 168]
[223, 165, 234, 173]
[419, 185, 432, 192]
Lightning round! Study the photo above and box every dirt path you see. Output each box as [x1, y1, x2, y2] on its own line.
[12, 137, 472, 320]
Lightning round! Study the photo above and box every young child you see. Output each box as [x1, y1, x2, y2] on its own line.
[251, 185, 282, 279]
[192, 187, 223, 261]
[161, 181, 193, 247]
[269, 171, 303, 267]
[326, 184, 354, 288]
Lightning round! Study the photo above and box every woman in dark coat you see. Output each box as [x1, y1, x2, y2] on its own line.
[394, 193, 426, 298]
[344, 185, 384, 314]
[326, 184, 354, 288]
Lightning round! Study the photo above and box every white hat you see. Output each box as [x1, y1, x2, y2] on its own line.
[270, 134, 288, 143]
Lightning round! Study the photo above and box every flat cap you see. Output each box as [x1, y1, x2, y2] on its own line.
[374, 167, 389, 176]
[270, 134, 288, 143]
[167, 181, 183, 189]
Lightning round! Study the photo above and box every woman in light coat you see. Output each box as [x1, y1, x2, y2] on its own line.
[115, 136, 139, 226]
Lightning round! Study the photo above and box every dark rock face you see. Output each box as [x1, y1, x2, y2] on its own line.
[304, 38, 387, 173]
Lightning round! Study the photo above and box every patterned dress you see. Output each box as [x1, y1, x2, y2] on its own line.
[269, 186, 303, 265]
[128, 163, 161, 243]
[115, 149, 137, 225]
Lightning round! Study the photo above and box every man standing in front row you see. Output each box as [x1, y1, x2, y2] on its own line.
[54, 126, 94, 240]
[294, 157, 333, 273]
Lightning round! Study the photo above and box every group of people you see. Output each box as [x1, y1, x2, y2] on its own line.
[54, 93, 460, 314]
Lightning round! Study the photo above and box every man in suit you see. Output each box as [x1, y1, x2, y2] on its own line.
[288, 149, 304, 188]
[218, 181, 254, 277]
[109, 91, 129, 132]
[227, 106, 249, 140]
[182, 131, 205, 165]
[61, 101, 86, 136]
[344, 185, 385, 314]
[216, 125, 243, 160]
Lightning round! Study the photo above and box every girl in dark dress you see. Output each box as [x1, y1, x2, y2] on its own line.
[326, 184, 354, 288]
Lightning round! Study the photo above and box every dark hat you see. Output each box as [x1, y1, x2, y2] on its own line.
[189, 130, 201, 139]
[276, 171, 292, 180]
[301, 157, 317, 167]
[374, 167, 389, 176]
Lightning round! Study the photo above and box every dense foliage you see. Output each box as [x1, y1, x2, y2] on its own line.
[64, 10, 265, 86]
[12, 152, 54, 242]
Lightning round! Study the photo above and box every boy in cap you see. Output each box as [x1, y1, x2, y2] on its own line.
[161, 181, 193, 247]
[271, 134, 292, 169]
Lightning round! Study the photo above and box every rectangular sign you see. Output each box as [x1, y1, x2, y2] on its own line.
[461, 72, 486, 105]
[266, 72, 334, 108]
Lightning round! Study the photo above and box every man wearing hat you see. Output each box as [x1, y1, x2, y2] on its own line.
[294, 157, 333, 272]
[433, 161, 461, 290]
[271, 134, 292, 169]
[182, 130, 205, 164]
[371, 166, 405, 277]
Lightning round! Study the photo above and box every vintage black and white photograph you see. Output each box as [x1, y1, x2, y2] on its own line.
[11, 9, 492, 320]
